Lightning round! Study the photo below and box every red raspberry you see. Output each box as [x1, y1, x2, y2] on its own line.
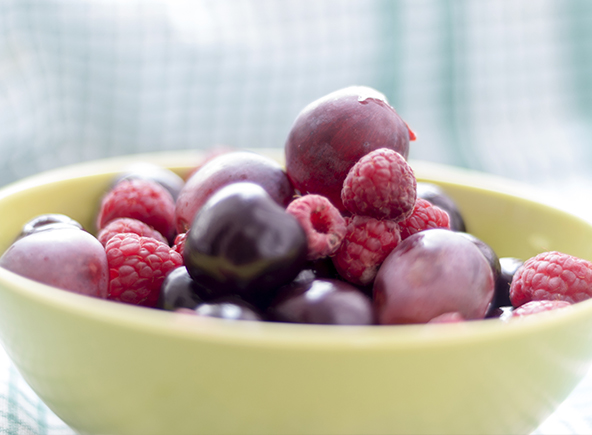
[341, 148, 416, 221]
[286, 194, 347, 260]
[331, 215, 401, 286]
[509, 251, 592, 307]
[512, 300, 571, 317]
[398, 198, 451, 240]
[172, 232, 188, 260]
[105, 233, 183, 307]
[97, 217, 167, 246]
[97, 179, 176, 242]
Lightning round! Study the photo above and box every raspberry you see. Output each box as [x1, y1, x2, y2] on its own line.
[286, 194, 346, 260]
[105, 233, 183, 307]
[398, 198, 451, 240]
[341, 148, 416, 221]
[172, 232, 188, 260]
[331, 215, 401, 286]
[509, 251, 592, 307]
[97, 217, 168, 246]
[97, 178, 176, 242]
[512, 300, 571, 317]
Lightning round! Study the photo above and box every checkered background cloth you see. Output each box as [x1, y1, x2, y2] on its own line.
[2, 0, 592, 433]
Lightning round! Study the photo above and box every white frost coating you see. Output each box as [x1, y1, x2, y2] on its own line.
[356, 86, 388, 103]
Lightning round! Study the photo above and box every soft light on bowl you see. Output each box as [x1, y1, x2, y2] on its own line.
[0, 151, 590, 435]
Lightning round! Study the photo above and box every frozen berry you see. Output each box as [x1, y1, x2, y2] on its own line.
[286, 194, 346, 260]
[509, 251, 592, 307]
[184, 182, 307, 301]
[192, 298, 264, 321]
[268, 278, 374, 325]
[331, 215, 401, 286]
[285, 86, 414, 212]
[374, 229, 495, 324]
[17, 214, 83, 240]
[458, 232, 501, 288]
[398, 198, 451, 240]
[0, 227, 109, 298]
[175, 151, 295, 233]
[172, 232, 188, 259]
[416, 182, 466, 232]
[113, 162, 185, 200]
[494, 257, 524, 308]
[428, 312, 465, 323]
[97, 217, 167, 246]
[97, 178, 176, 242]
[341, 148, 416, 221]
[157, 266, 203, 311]
[512, 300, 571, 317]
[105, 233, 183, 307]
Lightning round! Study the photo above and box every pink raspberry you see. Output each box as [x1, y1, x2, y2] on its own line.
[105, 233, 183, 307]
[512, 300, 571, 317]
[332, 215, 401, 286]
[97, 217, 168, 246]
[97, 179, 176, 242]
[286, 194, 347, 260]
[341, 148, 416, 221]
[172, 231, 188, 261]
[398, 198, 451, 240]
[509, 251, 592, 307]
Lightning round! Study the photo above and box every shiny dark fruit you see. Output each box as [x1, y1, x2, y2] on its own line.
[113, 162, 185, 201]
[192, 297, 264, 321]
[268, 278, 375, 325]
[458, 232, 501, 279]
[156, 266, 204, 311]
[374, 228, 495, 324]
[175, 151, 296, 233]
[485, 305, 514, 320]
[457, 232, 503, 317]
[416, 182, 466, 232]
[17, 213, 83, 240]
[285, 86, 414, 212]
[184, 182, 308, 301]
[307, 257, 340, 280]
[496, 257, 524, 308]
[0, 227, 109, 298]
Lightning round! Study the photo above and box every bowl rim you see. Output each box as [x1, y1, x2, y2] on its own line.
[0, 150, 590, 351]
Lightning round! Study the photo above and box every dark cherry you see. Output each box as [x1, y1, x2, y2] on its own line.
[285, 86, 413, 212]
[0, 227, 109, 298]
[113, 162, 185, 201]
[495, 257, 524, 308]
[485, 305, 514, 320]
[268, 278, 375, 325]
[175, 151, 296, 233]
[374, 229, 495, 324]
[184, 182, 307, 301]
[17, 213, 83, 240]
[458, 232, 501, 279]
[192, 297, 264, 321]
[156, 266, 204, 311]
[416, 182, 466, 232]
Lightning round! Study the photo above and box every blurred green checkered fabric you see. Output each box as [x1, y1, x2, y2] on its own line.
[3, 0, 592, 433]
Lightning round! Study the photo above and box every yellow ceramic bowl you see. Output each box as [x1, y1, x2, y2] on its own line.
[0, 150, 591, 435]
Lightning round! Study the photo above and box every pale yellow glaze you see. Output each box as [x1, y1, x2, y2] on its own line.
[0, 152, 590, 435]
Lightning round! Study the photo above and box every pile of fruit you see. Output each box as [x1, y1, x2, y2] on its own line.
[2, 86, 591, 325]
